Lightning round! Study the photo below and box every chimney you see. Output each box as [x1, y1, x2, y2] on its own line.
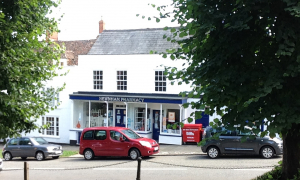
[99, 19, 105, 34]
[50, 32, 58, 41]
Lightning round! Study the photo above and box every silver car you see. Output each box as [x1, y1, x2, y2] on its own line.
[2, 137, 63, 161]
[201, 126, 283, 159]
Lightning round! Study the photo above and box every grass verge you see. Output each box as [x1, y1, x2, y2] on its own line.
[61, 150, 79, 157]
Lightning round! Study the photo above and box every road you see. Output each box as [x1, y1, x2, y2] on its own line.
[0, 155, 282, 180]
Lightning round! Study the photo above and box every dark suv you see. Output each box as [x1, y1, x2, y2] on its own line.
[201, 126, 283, 159]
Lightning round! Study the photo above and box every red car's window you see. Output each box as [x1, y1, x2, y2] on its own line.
[83, 130, 94, 140]
[110, 131, 122, 141]
[95, 130, 106, 140]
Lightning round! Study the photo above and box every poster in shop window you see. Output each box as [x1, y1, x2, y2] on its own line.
[163, 117, 167, 132]
[168, 112, 175, 122]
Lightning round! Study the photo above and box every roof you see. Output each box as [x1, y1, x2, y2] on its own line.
[88, 28, 180, 55]
[57, 39, 96, 65]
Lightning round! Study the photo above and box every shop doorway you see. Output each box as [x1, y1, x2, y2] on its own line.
[152, 110, 160, 141]
[115, 109, 126, 127]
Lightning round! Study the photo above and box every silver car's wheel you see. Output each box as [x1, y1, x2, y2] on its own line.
[129, 149, 140, 160]
[84, 149, 94, 160]
[36, 152, 44, 161]
[261, 146, 274, 159]
[207, 146, 220, 159]
[4, 152, 12, 161]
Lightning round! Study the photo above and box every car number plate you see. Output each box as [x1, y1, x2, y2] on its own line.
[154, 147, 158, 151]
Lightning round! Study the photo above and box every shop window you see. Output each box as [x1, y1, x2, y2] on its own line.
[85, 102, 107, 127]
[117, 71, 127, 90]
[163, 109, 180, 134]
[134, 108, 150, 131]
[155, 71, 166, 91]
[42, 116, 59, 136]
[93, 70, 103, 90]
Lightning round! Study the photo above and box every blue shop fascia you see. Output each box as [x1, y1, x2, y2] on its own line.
[69, 91, 191, 145]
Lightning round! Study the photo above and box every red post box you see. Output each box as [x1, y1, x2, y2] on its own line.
[182, 124, 202, 144]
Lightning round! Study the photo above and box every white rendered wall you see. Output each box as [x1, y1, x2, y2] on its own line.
[76, 54, 190, 94]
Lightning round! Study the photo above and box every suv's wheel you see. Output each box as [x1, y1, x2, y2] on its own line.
[4, 152, 12, 161]
[260, 146, 274, 159]
[36, 152, 45, 161]
[84, 149, 94, 160]
[207, 146, 220, 159]
[129, 148, 140, 160]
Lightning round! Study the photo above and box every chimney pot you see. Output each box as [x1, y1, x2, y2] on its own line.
[50, 32, 58, 41]
[99, 20, 105, 34]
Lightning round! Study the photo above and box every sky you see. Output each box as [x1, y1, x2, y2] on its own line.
[53, 0, 176, 40]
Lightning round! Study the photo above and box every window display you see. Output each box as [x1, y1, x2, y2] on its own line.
[163, 109, 181, 134]
[134, 108, 150, 131]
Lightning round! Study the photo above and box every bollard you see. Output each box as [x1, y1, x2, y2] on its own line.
[24, 162, 29, 180]
[136, 157, 142, 180]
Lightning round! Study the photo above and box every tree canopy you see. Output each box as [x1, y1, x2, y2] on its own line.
[147, 0, 300, 179]
[0, 0, 65, 139]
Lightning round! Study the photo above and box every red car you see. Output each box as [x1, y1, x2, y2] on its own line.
[79, 127, 159, 160]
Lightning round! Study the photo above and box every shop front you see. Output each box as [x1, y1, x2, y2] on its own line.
[69, 92, 189, 145]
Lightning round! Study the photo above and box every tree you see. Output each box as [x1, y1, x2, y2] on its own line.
[148, 0, 300, 179]
[0, 0, 65, 139]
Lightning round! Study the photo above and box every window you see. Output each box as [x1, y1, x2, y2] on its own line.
[117, 71, 127, 90]
[45, 88, 59, 107]
[93, 70, 103, 90]
[83, 131, 94, 140]
[95, 130, 107, 140]
[19, 138, 31, 145]
[155, 71, 166, 91]
[110, 130, 125, 141]
[42, 116, 59, 136]
[8, 138, 19, 145]
[134, 108, 150, 131]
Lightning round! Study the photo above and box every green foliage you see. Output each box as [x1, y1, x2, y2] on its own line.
[150, 0, 300, 141]
[252, 161, 300, 180]
[143, 0, 300, 178]
[0, 0, 65, 139]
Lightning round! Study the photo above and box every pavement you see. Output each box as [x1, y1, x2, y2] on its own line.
[0, 142, 206, 158]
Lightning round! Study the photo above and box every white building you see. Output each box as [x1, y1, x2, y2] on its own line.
[25, 21, 215, 145]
